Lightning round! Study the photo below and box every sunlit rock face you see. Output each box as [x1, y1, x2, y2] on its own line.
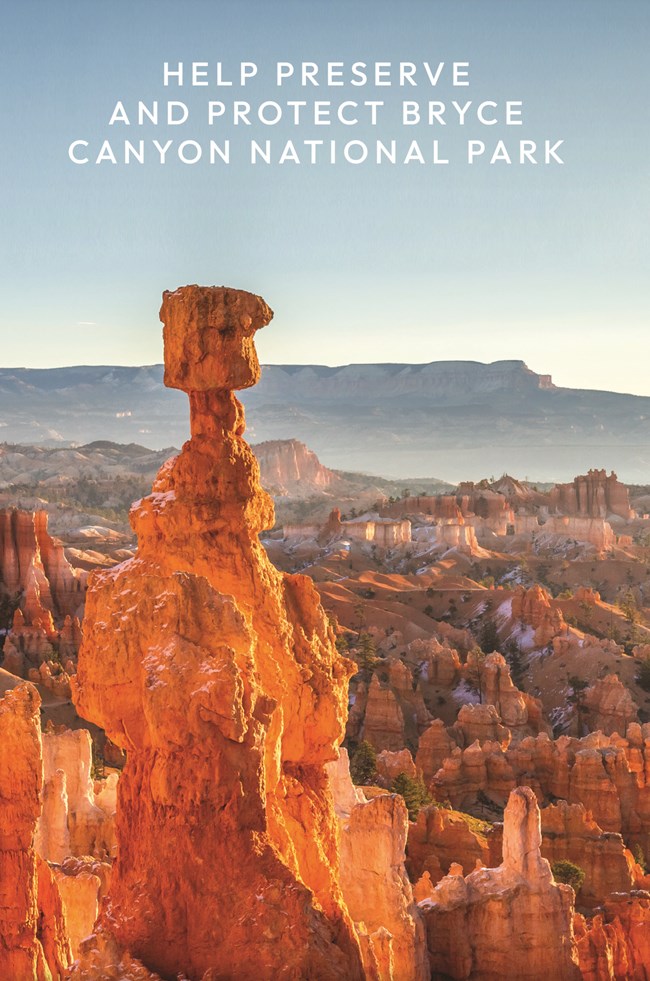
[327, 749, 430, 981]
[0, 507, 85, 625]
[35, 726, 115, 864]
[254, 437, 337, 496]
[72, 286, 364, 980]
[575, 892, 650, 980]
[0, 683, 71, 980]
[420, 787, 581, 980]
[549, 469, 634, 521]
[581, 673, 639, 737]
[0, 509, 84, 694]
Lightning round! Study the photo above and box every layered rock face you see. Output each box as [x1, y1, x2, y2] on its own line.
[35, 726, 116, 864]
[358, 673, 406, 752]
[540, 801, 637, 907]
[1, 508, 84, 695]
[434, 519, 480, 556]
[420, 787, 581, 980]
[0, 683, 71, 980]
[328, 750, 430, 980]
[511, 584, 566, 647]
[479, 652, 549, 740]
[254, 437, 337, 497]
[575, 892, 650, 979]
[407, 804, 489, 885]
[0, 508, 85, 623]
[357, 661, 431, 754]
[542, 515, 615, 553]
[582, 674, 639, 736]
[429, 723, 650, 859]
[550, 470, 634, 521]
[72, 286, 364, 980]
[343, 515, 412, 547]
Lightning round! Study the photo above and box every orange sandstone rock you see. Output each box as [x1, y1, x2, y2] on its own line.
[550, 470, 633, 521]
[582, 674, 639, 737]
[575, 892, 650, 980]
[376, 747, 418, 784]
[254, 438, 337, 497]
[511, 584, 566, 647]
[35, 727, 115, 863]
[72, 285, 364, 980]
[416, 719, 455, 783]
[0, 508, 85, 625]
[540, 801, 636, 907]
[420, 787, 581, 979]
[362, 673, 407, 752]
[0, 683, 71, 979]
[480, 652, 549, 739]
[407, 804, 489, 884]
[326, 751, 429, 981]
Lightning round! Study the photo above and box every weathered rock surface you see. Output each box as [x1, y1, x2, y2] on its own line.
[420, 787, 581, 979]
[582, 674, 639, 737]
[511, 584, 566, 647]
[0, 683, 71, 979]
[542, 515, 616, 553]
[540, 801, 637, 908]
[376, 748, 418, 784]
[0, 508, 85, 624]
[407, 804, 489, 885]
[254, 437, 338, 497]
[550, 470, 634, 521]
[0, 509, 84, 698]
[480, 652, 549, 740]
[416, 720, 456, 783]
[327, 750, 430, 980]
[343, 514, 412, 547]
[430, 724, 650, 861]
[362, 674, 407, 752]
[54, 856, 110, 959]
[35, 726, 115, 863]
[575, 892, 650, 980]
[72, 286, 364, 980]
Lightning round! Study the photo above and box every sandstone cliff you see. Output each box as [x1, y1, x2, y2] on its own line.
[550, 470, 634, 521]
[254, 437, 339, 497]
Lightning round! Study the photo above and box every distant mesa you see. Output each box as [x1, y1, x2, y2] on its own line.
[1, 359, 649, 481]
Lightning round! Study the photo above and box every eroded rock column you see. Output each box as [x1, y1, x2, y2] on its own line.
[0, 683, 71, 980]
[73, 285, 364, 980]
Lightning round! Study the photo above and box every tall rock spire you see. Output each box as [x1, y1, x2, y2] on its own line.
[72, 285, 363, 980]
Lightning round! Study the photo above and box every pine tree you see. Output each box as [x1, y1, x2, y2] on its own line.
[350, 740, 377, 785]
[637, 659, 650, 693]
[357, 632, 378, 670]
[391, 772, 432, 821]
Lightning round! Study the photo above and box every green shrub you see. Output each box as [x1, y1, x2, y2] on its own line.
[551, 860, 585, 894]
[633, 844, 647, 872]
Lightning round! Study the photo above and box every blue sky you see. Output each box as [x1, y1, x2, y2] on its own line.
[0, 0, 648, 394]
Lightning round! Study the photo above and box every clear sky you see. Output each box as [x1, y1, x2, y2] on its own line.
[1, 0, 648, 394]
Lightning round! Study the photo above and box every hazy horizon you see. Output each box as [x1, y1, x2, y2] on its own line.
[1, 0, 648, 394]
[1, 356, 649, 402]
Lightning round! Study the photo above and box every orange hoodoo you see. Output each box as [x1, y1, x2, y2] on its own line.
[73, 286, 364, 980]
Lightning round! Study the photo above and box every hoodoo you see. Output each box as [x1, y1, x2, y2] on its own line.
[72, 286, 364, 979]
